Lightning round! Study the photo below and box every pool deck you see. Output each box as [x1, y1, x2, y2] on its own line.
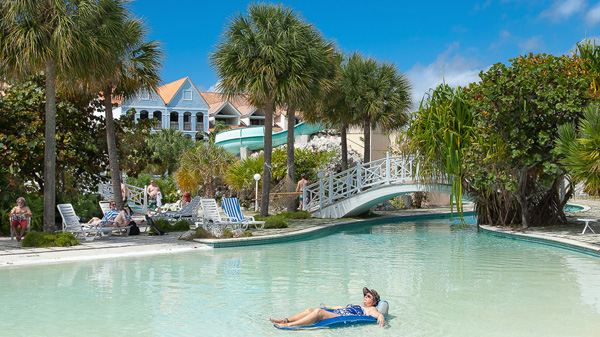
[1, 199, 600, 267]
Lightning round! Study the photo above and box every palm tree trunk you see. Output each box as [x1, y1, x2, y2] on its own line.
[286, 106, 296, 212]
[363, 114, 371, 163]
[341, 121, 348, 171]
[260, 100, 274, 217]
[43, 60, 57, 232]
[104, 86, 124, 210]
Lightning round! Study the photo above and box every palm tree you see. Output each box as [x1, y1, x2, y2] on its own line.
[0, 0, 108, 231]
[283, 27, 336, 212]
[210, 3, 330, 217]
[342, 52, 412, 163]
[83, 1, 163, 210]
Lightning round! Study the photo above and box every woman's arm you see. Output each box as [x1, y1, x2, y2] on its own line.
[366, 307, 385, 327]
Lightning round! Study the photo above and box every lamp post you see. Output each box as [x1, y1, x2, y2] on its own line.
[254, 173, 261, 212]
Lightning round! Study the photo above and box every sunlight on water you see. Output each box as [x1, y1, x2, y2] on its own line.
[2, 216, 600, 336]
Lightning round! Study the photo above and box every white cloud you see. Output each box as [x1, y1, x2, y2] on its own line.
[207, 80, 221, 92]
[518, 35, 545, 53]
[540, 0, 587, 22]
[586, 3, 600, 25]
[406, 43, 485, 106]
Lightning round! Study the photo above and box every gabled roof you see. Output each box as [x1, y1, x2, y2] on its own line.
[156, 77, 188, 105]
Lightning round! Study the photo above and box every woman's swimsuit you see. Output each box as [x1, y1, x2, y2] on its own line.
[332, 305, 364, 316]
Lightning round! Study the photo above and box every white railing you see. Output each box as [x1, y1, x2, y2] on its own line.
[98, 182, 148, 213]
[303, 153, 418, 213]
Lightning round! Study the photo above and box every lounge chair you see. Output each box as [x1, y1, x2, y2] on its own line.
[221, 198, 265, 229]
[199, 198, 244, 237]
[151, 196, 201, 223]
[57, 204, 117, 241]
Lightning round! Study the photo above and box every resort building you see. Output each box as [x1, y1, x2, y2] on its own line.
[119, 77, 301, 139]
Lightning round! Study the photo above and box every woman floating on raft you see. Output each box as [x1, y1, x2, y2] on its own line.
[270, 287, 385, 328]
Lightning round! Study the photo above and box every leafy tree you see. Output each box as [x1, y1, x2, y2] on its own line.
[146, 128, 195, 176]
[114, 110, 155, 178]
[0, 76, 108, 198]
[342, 52, 412, 163]
[210, 3, 329, 217]
[409, 53, 593, 228]
[0, 0, 110, 231]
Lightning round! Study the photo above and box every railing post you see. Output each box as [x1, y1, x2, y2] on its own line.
[318, 173, 324, 215]
[302, 185, 307, 211]
[328, 174, 334, 204]
[143, 185, 148, 214]
[357, 165, 362, 192]
[386, 152, 391, 184]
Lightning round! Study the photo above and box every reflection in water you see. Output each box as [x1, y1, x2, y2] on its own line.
[1, 217, 600, 336]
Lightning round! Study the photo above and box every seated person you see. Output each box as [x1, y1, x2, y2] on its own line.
[177, 192, 191, 209]
[270, 287, 385, 328]
[88, 201, 131, 227]
[9, 197, 32, 242]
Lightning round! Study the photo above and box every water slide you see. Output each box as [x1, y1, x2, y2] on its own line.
[214, 121, 324, 155]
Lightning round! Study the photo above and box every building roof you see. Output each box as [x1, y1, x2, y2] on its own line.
[156, 77, 188, 105]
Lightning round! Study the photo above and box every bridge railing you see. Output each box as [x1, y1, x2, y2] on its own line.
[303, 154, 418, 213]
[98, 182, 147, 213]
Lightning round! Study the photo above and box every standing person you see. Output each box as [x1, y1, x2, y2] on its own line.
[296, 173, 309, 210]
[120, 179, 133, 216]
[9, 197, 32, 242]
[146, 179, 161, 214]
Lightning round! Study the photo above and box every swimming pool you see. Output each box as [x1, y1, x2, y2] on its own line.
[2, 216, 600, 336]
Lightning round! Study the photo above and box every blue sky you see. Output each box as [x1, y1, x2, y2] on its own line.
[130, 0, 600, 104]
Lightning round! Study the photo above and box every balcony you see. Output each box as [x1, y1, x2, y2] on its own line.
[170, 121, 179, 130]
[183, 122, 191, 131]
[196, 123, 204, 131]
[152, 123, 162, 131]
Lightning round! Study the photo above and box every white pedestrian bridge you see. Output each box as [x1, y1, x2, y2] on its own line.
[303, 154, 452, 219]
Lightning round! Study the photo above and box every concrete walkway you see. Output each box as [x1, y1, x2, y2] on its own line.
[2, 199, 600, 267]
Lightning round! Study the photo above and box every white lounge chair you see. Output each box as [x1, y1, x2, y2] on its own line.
[57, 204, 115, 241]
[221, 198, 265, 229]
[151, 196, 201, 223]
[199, 199, 244, 237]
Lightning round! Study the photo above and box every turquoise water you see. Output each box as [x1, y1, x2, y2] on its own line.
[2, 216, 600, 336]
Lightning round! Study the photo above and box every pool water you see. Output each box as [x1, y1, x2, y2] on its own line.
[2, 216, 600, 336]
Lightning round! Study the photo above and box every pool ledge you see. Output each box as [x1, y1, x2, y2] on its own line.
[194, 211, 466, 248]
[479, 225, 600, 257]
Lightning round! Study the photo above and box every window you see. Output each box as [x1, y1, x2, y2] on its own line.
[183, 90, 193, 101]
[141, 91, 150, 100]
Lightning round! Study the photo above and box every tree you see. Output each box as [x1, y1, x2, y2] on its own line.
[146, 128, 195, 176]
[0, 0, 109, 231]
[83, 0, 163, 210]
[0, 76, 108, 198]
[210, 3, 330, 217]
[342, 52, 412, 163]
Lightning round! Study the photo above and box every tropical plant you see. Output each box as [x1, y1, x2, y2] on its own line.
[573, 39, 600, 97]
[342, 52, 412, 163]
[146, 128, 195, 176]
[225, 156, 264, 192]
[175, 143, 236, 198]
[0, 0, 110, 231]
[210, 3, 331, 217]
[556, 105, 600, 196]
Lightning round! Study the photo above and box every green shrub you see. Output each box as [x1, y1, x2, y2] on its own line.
[276, 211, 311, 219]
[389, 197, 406, 210]
[264, 216, 289, 229]
[22, 232, 79, 247]
[152, 218, 191, 232]
[185, 227, 217, 240]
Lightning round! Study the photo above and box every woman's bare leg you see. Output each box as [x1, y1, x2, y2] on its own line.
[270, 308, 314, 324]
[275, 309, 338, 327]
[114, 212, 131, 227]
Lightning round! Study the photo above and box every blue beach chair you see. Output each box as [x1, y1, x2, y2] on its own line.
[221, 198, 265, 230]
